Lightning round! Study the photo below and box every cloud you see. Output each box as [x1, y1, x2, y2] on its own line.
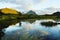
[13, 0, 41, 10]
[0, 0, 43, 11]
[0, 0, 60, 14]
[0, 2, 20, 9]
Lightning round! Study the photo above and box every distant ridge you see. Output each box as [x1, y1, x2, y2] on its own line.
[52, 11, 60, 16]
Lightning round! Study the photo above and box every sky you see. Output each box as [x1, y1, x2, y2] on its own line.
[0, 0, 60, 14]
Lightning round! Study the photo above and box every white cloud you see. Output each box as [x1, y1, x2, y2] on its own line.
[0, 0, 43, 11]
[0, 3, 18, 8]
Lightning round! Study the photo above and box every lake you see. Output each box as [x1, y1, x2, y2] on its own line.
[1, 19, 60, 40]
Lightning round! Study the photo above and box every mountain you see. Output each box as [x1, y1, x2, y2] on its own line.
[26, 10, 37, 15]
[1, 8, 19, 14]
[52, 11, 60, 16]
[44, 7, 60, 14]
[34, 7, 60, 15]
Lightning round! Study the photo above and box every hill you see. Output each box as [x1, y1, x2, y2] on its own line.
[52, 12, 60, 16]
[1, 8, 18, 14]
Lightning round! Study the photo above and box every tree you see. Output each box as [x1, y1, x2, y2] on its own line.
[18, 12, 22, 16]
[0, 10, 4, 15]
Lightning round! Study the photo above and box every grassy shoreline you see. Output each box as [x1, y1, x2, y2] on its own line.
[0, 14, 60, 21]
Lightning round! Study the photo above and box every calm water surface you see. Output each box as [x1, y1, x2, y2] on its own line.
[1, 19, 60, 40]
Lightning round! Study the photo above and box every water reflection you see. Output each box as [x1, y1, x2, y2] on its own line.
[21, 19, 36, 23]
[40, 20, 60, 27]
[0, 20, 21, 40]
[41, 21, 57, 27]
[1, 19, 60, 40]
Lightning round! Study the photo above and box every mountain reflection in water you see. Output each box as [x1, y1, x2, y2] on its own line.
[1, 19, 60, 40]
